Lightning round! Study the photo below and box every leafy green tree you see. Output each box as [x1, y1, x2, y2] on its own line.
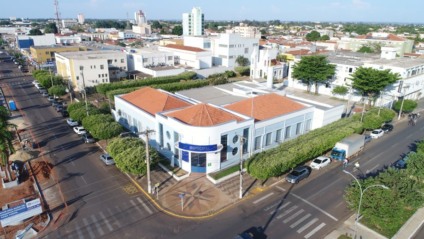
[320, 35, 330, 41]
[171, 25, 183, 36]
[305, 30, 321, 41]
[276, 54, 288, 62]
[291, 55, 336, 94]
[48, 85, 67, 97]
[67, 102, 86, 114]
[393, 99, 417, 113]
[235, 55, 250, 66]
[28, 28, 43, 35]
[91, 122, 123, 140]
[151, 21, 162, 29]
[0, 115, 16, 181]
[332, 85, 349, 97]
[235, 66, 250, 76]
[358, 45, 374, 53]
[44, 23, 58, 34]
[69, 106, 101, 122]
[350, 67, 400, 105]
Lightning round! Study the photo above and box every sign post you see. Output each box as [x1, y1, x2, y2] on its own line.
[154, 183, 160, 200]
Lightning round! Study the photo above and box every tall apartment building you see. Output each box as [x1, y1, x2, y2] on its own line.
[134, 10, 147, 25]
[77, 14, 85, 24]
[132, 10, 151, 35]
[182, 7, 204, 36]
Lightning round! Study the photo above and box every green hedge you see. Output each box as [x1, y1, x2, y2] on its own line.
[96, 71, 197, 94]
[152, 80, 210, 92]
[247, 118, 363, 180]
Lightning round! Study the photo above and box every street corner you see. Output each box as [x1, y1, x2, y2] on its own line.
[159, 180, 233, 217]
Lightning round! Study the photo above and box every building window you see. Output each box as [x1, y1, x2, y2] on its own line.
[296, 122, 302, 135]
[244, 48, 249, 54]
[232, 135, 239, 144]
[254, 136, 261, 150]
[285, 126, 291, 139]
[243, 128, 249, 154]
[265, 133, 272, 146]
[121, 59, 124, 63]
[98, 74, 101, 78]
[305, 119, 312, 132]
[108, 60, 112, 64]
[100, 65, 104, 69]
[168, 56, 172, 61]
[76, 76, 79, 80]
[276, 129, 282, 142]
[159, 123, 164, 147]
[232, 147, 238, 156]
[221, 134, 228, 162]
[166, 131, 170, 139]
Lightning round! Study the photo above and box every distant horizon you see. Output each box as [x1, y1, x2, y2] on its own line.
[1, 0, 424, 24]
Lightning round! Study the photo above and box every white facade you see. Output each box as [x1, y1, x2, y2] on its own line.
[182, 7, 204, 36]
[55, 50, 127, 92]
[183, 36, 211, 50]
[132, 25, 151, 35]
[228, 23, 261, 39]
[62, 19, 78, 28]
[210, 33, 259, 67]
[158, 44, 212, 69]
[134, 10, 147, 25]
[77, 14, 85, 24]
[127, 50, 185, 77]
[55, 35, 82, 44]
[118, 31, 139, 39]
[250, 47, 287, 87]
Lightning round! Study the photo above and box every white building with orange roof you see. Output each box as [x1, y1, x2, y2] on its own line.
[114, 85, 317, 174]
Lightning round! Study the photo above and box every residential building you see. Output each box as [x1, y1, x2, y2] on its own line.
[132, 10, 151, 35]
[77, 14, 85, 24]
[337, 32, 414, 56]
[55, 50, 127, 92]
[182, 7, 204, 36]
[61, 19, 78, 28]
[228, 23, 261, 38]
[250, 46, 287, 87]
[126, 49, 184, 77]
[158, 44, 212, 69]
[134, 10, 147, 25]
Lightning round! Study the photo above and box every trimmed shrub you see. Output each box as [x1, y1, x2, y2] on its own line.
[235, 66, 250, 76]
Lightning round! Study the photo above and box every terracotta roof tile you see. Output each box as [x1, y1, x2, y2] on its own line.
[164, 44, 205, 52]
[121, 87, 192, 115]
[225, 93, 305, 121]
[166, 104, 243, 127]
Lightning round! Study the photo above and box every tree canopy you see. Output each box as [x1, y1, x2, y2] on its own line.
[44, 22, 58, 34]
[332, 85, 349, 97]
[350, 67, 400, 102]
[291, 55, 336, 94]
[171, 25, 183, 36]
[28, 28, 43, 35]
[305, 30, 320, 41]
[235, 55, 250, 66]
[393, 99, 417, 113]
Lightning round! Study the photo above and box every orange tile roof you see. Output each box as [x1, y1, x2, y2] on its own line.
[164, 44, 205, 52]
[225, 93, 306, 121]
[166, 103, 243, 127]
[387, 34, 406, 41]
[121, 87, 192, 116]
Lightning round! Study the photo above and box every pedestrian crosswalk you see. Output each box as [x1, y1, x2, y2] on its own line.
[41, 196, 157, 239]
[258, 198, 328, 239]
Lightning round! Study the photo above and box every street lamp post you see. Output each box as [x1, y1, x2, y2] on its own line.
[342, 170, 389, 239]
[138, 128, 155, 194]
[239, 136, 245, 199]
[79, 66, 89, 116]
[398, 83, 410, 120]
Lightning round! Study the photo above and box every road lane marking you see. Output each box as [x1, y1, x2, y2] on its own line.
[366, 164, 380, 174]
[75, 224, 84, 239]
[264, 202, 283, 212]
[276, 205, 298, 219]
[370, 152, 384, 161]
[80, 176, 88, 185]
[130, 199, 144, 215]
[297, 218, 318, 233]
[253, 192, 274, 204]
[290, 213, 311, 228]
[99, 211, 113, 232]
[82, 218, 96, 239]
[106, 208, 122, 228]
[291, 193, 338, 221]
[283, 209, 304, 223]
[90, 214, 104, 236]
[269, 201, 292, 215]
[137, 197, 153, 214]
[276, 186, 286, 191]
[304, 222, 326, 239]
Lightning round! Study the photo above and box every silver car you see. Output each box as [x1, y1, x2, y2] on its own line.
[285, 166, 311, 184]
[100, 154, 115, 166]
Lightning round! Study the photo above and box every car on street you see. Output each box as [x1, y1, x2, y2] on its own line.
[73, 126, 86, 135]
[61, 110, 69, 117]
[81, 133, 95, 143]
[370, 129, 384, 139]
[66, 118, 79, 127]
[32, 80, 38, 85]
[365, 135, 372, 143]
[392, 152, 414, 169]
[41, 92, 49, 97]
[310, 156, 331, 170]
[381, 123, 394, 132]
[285, 166, 311, 184]
[55, 105, 64, 112]
[100, 154, 115, 165]
[234, 227, 265, 239]
[47, 96, 55, 102]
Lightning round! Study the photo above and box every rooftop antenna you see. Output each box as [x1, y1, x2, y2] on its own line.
[54, 0, 61, 30]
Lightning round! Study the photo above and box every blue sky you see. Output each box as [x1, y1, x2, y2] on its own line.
[1, 0, 423, 23]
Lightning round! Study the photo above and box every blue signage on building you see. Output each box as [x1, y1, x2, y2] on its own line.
[178, 142, 218, 152]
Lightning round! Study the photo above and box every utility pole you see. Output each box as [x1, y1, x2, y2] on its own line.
[139, 128, 155, 194]
[79, 66, 89, 116]
[239, 136, 245, 199]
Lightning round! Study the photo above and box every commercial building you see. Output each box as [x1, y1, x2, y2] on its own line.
[61, 19, 78, 28]
[29, 45, 86, 65]
[132, 10, 151, 35]
[55, 50, 127, 92]
[158, 44, 212, 69]
[228, 23, 261, 39]
[16, 34, 56, 49]
[77, 13, 85, 24]
[182, 7, 204, 36]
[113, 81, 343, 174]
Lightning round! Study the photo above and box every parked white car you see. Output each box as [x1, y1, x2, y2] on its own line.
[73, 126, 86, 135]
[310, 156, 331, 170]
[66, 118, 79, 127]
[100, 154, 115, 166]
[370, 129, 384, 139]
